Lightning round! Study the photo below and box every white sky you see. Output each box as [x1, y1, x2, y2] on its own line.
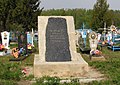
[40, 0, 120, 10]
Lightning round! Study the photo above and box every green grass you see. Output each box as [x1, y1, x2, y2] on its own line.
[0, 43, 35, 84]
[9, 43, 18, 48]
[82, 47, 120, 85]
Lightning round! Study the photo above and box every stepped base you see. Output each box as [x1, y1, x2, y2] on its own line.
[34, 54, 89, 78]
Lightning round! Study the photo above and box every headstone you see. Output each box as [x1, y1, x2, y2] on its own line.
[1, 31, 10, 49]
[34, 16, 89, 77]
[27, 32, 32, 44]
[18, 33, 27, 55]
[89, 31, 98, 50]
[10, 31, 17, 42]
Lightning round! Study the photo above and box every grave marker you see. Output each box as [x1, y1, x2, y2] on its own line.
[1, 31, 10, 49]
[18, 33, 27, 55]
[34, 16, 89, 77]
[89, 31, 98, 50]
[27, 32, 32, 44]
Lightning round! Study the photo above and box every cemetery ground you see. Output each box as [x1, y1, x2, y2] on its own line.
[0, 44, 120, 85]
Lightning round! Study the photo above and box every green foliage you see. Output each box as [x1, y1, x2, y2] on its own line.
[92, 0, 109, 30]
[0, 0, 43, 31]
[41, 9, 93, 29]
[12, 0, 43, 31]
[112, 10, 120, 27]
[8, 23, 23, 32]
[0, 0, 16, 31]
[41, 8, 120, 30]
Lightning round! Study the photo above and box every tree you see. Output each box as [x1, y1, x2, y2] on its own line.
[0, 0, 43, 31]
[92, 0, 109, 30]
[12, 0, 43, 31]
[0, 0, 16, 31]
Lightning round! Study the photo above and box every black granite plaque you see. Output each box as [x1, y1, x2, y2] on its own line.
[45, 18, 71, 62]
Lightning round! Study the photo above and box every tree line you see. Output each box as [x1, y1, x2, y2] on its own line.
[41, 9, 120, 30]
[0, 0, 120, 32]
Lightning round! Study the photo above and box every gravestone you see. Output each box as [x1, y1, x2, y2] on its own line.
[27, 32, 32, 44]
[1, 31, 10, 49]
[27, 29, 34, 46]
[34, 16, 89, 77]
[18, 33, 27, 55]
[89, 31, 98, 51]
[89, 32, 105, 60]
[10, 31, 17, 42]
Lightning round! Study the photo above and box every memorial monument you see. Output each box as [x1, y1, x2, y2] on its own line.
[34, 16, 89, 77]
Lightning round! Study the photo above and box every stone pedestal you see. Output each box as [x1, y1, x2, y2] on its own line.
[34, 16, 89, 77]
[34, 54, 88, 77]
[91, 56, 106, 61]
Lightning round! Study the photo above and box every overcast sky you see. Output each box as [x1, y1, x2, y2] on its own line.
[40, 0, 120, 10]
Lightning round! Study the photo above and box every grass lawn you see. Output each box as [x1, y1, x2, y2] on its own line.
[0, 43, 35, 85]
[82, 47, 120, 85]
[0, 43, 120, 85]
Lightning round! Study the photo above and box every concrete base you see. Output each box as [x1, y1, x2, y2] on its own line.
[91, 56, 106, 61]
[34, 54, 89, 78]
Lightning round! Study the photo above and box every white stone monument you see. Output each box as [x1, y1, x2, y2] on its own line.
[89, 31, 98, 51]
[1, 31, 10, 49]
[34, 16, 89, 77]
